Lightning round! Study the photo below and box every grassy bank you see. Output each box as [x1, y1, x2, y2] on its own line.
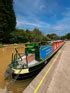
[0, 44, 3, 48]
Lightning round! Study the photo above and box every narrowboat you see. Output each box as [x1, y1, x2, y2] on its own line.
[5, 40, 64, 79]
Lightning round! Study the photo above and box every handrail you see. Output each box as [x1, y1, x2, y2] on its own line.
[15, 48, 23, 61]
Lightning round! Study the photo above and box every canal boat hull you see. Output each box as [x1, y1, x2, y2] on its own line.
[12, 43, 64, 79]
[5, 40, 64, 80]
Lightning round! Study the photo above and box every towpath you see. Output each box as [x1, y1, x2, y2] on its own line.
[23, 41, 70, 93]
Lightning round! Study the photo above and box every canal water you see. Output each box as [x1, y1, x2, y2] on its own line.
[0, 44, 34, 93]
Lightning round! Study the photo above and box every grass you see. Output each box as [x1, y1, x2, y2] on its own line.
[0, 43, 3, 48]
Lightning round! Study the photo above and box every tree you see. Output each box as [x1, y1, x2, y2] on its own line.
[65, 33, 70, 40]
[32, 28, 43, 35]
[0, 0, 16, 43]
[61, 33, 70, 40]
[10, 29, 28, 43]
[47, 33, 60, 40]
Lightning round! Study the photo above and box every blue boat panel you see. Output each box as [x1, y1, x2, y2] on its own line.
[40, 45, 53, 60]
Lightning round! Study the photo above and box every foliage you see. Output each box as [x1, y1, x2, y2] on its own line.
[47, 33, 60, 40]
[9, 28, 50, 43]
[0, 0, 16, 43]
[9, 29, 28, 43]
[60, 33, 70, 40]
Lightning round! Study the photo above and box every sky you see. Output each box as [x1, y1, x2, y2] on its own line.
[14, 0, 70, 35]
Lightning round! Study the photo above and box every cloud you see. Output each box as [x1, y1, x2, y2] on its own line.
[16, 7, 70, 35]
[53, 24, 65, 31]
[17, 20, 38, 27]
[14, 0, 70, 35]
[39, 5, 46, 10]
[17, 19, 50, 29]
[50, 8, 70, 35]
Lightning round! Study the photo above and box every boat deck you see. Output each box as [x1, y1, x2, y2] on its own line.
[16, 54, 39, 68]
[28, 60, 39, 67]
